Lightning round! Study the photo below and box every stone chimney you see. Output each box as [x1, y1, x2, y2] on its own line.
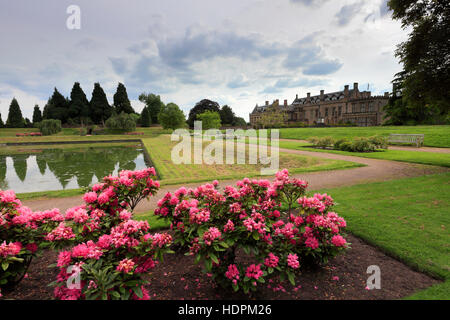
[296, 94, 298, 100]
[353, 82, 359, 91]
[265, 101, 269, 106]
[344, 85, 349, 96]
[384, 92, 389, 97]
[284, 99, 288, 106]
[320, 90, 324, 100]
[306, 93, 311, 102]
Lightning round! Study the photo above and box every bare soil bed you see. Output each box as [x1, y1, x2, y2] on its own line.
[2, 234, 439, 300]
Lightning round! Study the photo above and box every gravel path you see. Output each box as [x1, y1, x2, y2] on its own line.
[23, 147, 448, 214]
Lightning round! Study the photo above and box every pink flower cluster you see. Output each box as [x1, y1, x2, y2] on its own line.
[245, 264, 263, 280]
[117, 258, 135, 273]
[224, 220, 235, 232]
[203, 227, 221, 245]
[264, 253, 279, 268]
[287, 253, 300, 269]
[225, 264, 240, 285]
[45, 222, 76, 241]
[0, 241, 21, 258]
[331, 235, 347, 247]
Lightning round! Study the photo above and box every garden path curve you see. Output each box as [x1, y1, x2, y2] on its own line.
[23, 147, 448, 214]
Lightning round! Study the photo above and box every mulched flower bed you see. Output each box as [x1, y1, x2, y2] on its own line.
[2, 234, 439, 300]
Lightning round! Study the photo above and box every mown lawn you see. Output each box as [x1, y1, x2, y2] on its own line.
[142, 135, 363, 185]
[278, 140, 450, 168]
[277, 125, 450, 148]
[318, 173, 450, 299]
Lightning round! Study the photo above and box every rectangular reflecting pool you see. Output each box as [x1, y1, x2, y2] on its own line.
[0, 142, 149, 193]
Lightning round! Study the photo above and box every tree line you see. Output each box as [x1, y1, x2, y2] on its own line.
[0, 83, 247, 131]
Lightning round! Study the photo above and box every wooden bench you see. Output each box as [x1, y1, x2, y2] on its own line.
[388, 134, 424, 148]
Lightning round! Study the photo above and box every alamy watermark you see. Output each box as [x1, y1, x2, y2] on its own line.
[171, 122, 279, 175]
[66, 5, 81, 30]
[366, 265, 381, 290]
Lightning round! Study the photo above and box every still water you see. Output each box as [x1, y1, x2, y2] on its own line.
[0, 144, 148, 193]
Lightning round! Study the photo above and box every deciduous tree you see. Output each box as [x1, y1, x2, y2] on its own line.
[387, 0, 450, 123]
[139, 93, 164, 124]
[158, 103, 186, 130]
[187, 99, 220, 128]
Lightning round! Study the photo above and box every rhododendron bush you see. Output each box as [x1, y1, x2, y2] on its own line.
[52, 220, 172, 300]
[0, 190, 64, 292]
[1, 167, 171, 299]
[155, 169, 349, 294]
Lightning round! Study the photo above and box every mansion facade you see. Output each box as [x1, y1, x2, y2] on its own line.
[250, 83, 390, 127]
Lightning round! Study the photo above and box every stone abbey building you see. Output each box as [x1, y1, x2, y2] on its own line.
[250, 83, 390, 127]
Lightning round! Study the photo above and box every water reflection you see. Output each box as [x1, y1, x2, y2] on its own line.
[0, 145, 147, 193]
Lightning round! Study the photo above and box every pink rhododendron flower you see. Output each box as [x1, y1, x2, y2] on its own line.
[224, 220, 235, 232]
[203, 227, 221, 245]
[117, 258, 135, 273]
[264, 253, 279, 268]
[305, 237, 319, 250]
[0, 241, 22, 257]
[225, 264, 240, 285]
[57, 251, 72, 267]
[83, 192, 98, 204]
[287, 253, 300, 269]
[25, 243, 38, 254]
[331, 235, 347, 247]
[245, 264, 263, 280]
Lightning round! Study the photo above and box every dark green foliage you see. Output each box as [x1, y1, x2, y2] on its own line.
[105, 112, 136, 132]
[219, 105, 235, 125]
[158, 103, 186, 130]
[311, 136, 386, 152]
[25, 118, 33, 128]
[387, 0, 450, 123]
[113, 83, 135, 114]
[196, 110, 222, 130]
[140, 107, 151, 127]
[187, 99, 220, 128]
[69, 82, 90, 124]
[37, 119, 62, 136]
[32, 105, 42, 124]
[6, 98, 25, 128]
[90, 83, 112, 125]
[43, 88, 70, 123]
[232, 117, 247, 127]
[139, 93, 164, 124]
[0, 113, 4, 128]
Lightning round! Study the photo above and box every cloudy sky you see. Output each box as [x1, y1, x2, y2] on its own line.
[0, 0, 408, 121]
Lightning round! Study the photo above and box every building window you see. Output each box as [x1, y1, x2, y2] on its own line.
[325, 108, 328, 116]
[360, 104, 365, 113]
[338, 106, 342, 115]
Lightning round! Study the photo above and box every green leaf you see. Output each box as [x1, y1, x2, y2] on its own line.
[287, 272, 295, 286]
[133, 286, 143, 299]
[219, 242, 229, 248]
[2, 262, 9, 271]
[209, 253, 219, 264]
[205, 259, 212, 272]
